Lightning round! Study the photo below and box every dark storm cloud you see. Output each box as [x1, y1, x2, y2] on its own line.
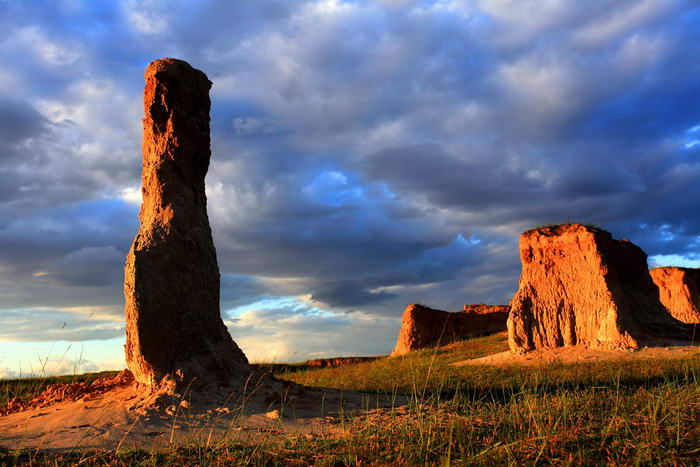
[360, 142, 646, 218]
[0, 97, 47, 146]
[310, 280, 397, 308]
[37, 246, 124, 288]
[0, 0, 699, 359]
[220, 274, 271, 310]
[0, 200, 137, 313]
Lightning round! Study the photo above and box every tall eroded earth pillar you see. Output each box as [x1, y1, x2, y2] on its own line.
[124, 58, 249, 389]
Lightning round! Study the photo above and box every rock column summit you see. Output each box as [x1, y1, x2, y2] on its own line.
[650, 267, 700, 324]
[507, 224, 696, 353]
[124, 58, 249, 391]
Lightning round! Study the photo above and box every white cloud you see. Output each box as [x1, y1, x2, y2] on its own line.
[497, 57, 579, 126]
[123, 0, 170, 34]
[120, 187, 142, 204]
[14, 26, 81, 67]
[227, 298, 400, 362]
[615, 32, 668, 73]
[0, 308, 124, 343]
[476, 0, 571, 42]
[0, 336, 127, 378]
[650, 254, 700, 269]
[573, 0, 672, 47]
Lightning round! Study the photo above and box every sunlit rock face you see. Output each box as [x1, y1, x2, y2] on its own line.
[650, 267, 700, 324]
[124, 58, 249, 389]
[508, 224, 696, 353]
[391, 303, 508, 356]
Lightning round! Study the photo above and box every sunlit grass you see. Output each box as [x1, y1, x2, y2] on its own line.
[2, 332, 700, 465]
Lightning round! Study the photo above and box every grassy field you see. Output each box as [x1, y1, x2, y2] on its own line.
[2, 333, 700, 465]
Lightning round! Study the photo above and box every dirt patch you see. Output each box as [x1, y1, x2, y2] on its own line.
[0, 371, 403, 451]
[1, 370, 134, 417]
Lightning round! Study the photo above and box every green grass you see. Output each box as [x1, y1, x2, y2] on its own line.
[283, 332, 510, 395]
[284, 333, 700, 397]
[2, 333, 700, 465]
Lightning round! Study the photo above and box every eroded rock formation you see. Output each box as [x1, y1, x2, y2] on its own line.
[508, 224, 696, 353]
[650, 267, 700, 324]
[304, 357, 379, 368]
[463, 304, 509, 315]
[391, 304, 508, 356]
[124, 58, 249, 390]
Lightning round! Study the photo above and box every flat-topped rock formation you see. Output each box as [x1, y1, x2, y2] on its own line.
[650, 267, 700, 324]
[392, 303, 508, 356]
[508, 224, 696, 353]
[463, 304, 509, 314]
[124, 58, 249, 393]
[304, 357, 379, 368]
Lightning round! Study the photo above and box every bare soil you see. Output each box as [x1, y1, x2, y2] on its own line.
[0, 372, 400, 451]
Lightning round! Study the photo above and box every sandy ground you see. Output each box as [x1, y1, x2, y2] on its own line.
[0, 378, 403, 452]
[454, 345, 700, 367]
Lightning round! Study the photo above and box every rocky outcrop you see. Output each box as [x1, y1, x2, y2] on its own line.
[650, 267, 700, 324]
[508, 224, 696, 353]
[304, 357, 379, 368]
[124, 58, 249, 390]
[463, 304, 510, 315]
[391, 304, 508, 356]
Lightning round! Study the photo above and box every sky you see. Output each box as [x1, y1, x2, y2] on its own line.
[1, 0, 699, 377]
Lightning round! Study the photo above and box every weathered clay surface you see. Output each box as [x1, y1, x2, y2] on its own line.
[0, 370, 134, 416]
[391, 304, 508, 356]
[508, 224, 696, 353]
[463, 304, 510, 315]
[124, 58, 249, 390]
[650, 267, 700, 324]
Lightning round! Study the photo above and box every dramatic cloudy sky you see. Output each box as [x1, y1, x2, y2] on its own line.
[1, 0, 699, 377]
